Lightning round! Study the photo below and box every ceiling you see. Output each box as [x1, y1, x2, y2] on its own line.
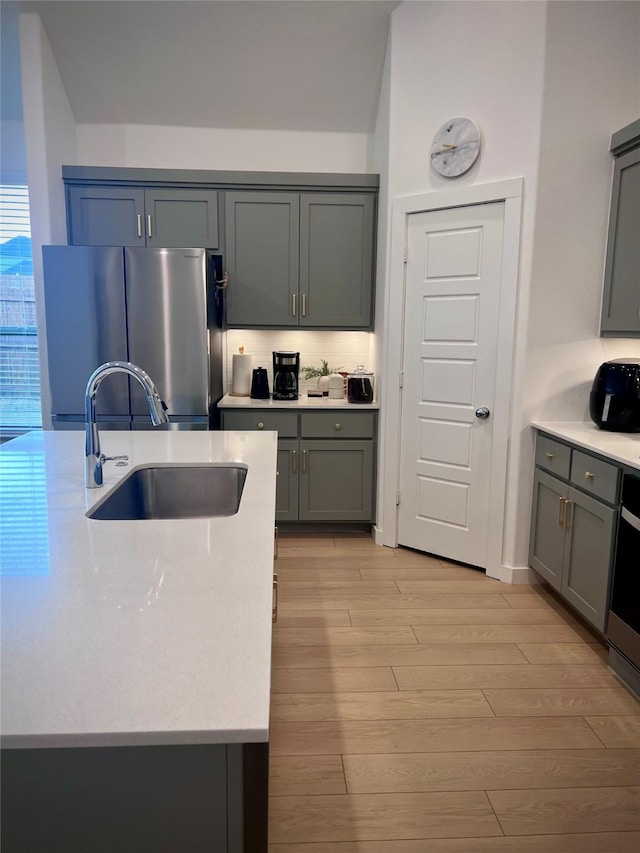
[19, 0, 399, 133]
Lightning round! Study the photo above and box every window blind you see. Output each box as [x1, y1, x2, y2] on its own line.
[0, 184, 41, 436]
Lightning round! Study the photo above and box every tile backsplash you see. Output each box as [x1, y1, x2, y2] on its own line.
[225, 330, 373, 396]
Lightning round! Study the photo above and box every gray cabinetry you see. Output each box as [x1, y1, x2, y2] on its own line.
[225, 191, 375, 329]
[224, 192, 299, 326]
[67, 186, 220, 249]
[529, 432, 619, 632]
[601, 119, 640, 338]
[221, 408, 377, 522]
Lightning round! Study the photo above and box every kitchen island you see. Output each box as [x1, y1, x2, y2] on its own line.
[0, 429, 277, 852]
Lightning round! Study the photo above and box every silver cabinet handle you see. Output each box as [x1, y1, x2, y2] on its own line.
[147, 214, 152, 239]
[292, 293, 297, 317]
[302, 293, 307, 317]
[137, 214, 142, 238]
[302, 449, 307, 473]
[545, 452, 554, 460]
[564, 499, 573, 530]
[585, 471, 594, 480]
[558, 496, 566, 527]
[292, 449, 297, 473]
[257, 422, 264, 430]
[334, 423, 341, 431]
[272, 573, 278, 622]
[475, 407, 490, 419]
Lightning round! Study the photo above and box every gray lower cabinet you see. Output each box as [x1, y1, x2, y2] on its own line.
[67, 186, 220, 249]
[601, 120, 640, 338]
[529, 433, 619, 632]
[1, 741, 268, 853]
[221, 408, 377, 522]
[225, 191, 375, 329]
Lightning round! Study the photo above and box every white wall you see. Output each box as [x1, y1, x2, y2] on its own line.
[19, 13, 78, 428]
[378, 0, 640, 571]
[76, 124, 372, 174]
[509, 0, 640, 565]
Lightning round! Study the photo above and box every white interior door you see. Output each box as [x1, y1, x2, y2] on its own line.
[398, 202, 505, 568]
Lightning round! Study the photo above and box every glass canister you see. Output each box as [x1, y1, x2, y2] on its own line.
[347, 365, 375, 404]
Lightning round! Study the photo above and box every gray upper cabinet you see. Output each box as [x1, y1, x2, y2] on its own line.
[67, 186, 220, 249]
[68, 187, 145, 246]
[225, 191, 375, 329]
[601, 120, 640, 338]
[300, 194, 374, 328]
[145, 189, 219, 248]
[224, 192, 299, 326]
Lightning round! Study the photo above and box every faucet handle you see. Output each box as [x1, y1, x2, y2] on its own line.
[100, 454, 129, 463]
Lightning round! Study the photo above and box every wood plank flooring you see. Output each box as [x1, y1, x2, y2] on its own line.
[269, 535, 640, 851]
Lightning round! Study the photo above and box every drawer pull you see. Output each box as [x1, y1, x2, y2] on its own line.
[136, 214, 143, 238]
[292, 450, 297, 474]
[257, 422, 264, 430]
[585, 471, 594, 480]
[292, 293, 297, 317]
[545, 452, 554, 460]
[147, 214, 152, 239]
[334, 423, 341, 431]
[302, 449, 307, 473]
[564, 499, 573, 530]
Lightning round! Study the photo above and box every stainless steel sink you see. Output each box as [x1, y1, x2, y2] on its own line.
[86, 463, 248, 520]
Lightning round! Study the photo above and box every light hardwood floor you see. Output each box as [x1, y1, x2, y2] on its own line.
[268, 535, 640, 852]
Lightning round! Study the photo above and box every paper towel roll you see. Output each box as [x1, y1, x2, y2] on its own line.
[231, 353, 252, 396]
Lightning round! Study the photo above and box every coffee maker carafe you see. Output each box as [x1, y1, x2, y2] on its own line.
[272, 351, 300, 400]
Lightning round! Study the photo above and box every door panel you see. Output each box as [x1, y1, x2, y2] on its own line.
[68, 187, 144, 246]
[562, 487, 616, 632]
[276, 440, 299, 522]
[300, 194, 374, 328]
[145, 189, 219, 249]
[125, 248, 208, 416]
[398, 203, 505, 567]
[299, 440, 373, 522]
[529, 470, 567, 591]
[225, 192, 299, 326]
[42, 246, 130, 418]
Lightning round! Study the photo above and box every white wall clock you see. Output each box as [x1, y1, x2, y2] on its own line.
[430, 117, 481, 177]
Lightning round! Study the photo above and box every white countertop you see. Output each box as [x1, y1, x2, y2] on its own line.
[531, 421, 640, 471]
[220, 393, 379, 410]
[0, 430, 277, 749]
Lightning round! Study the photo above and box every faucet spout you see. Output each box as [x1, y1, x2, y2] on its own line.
[85, 361, 168, 488]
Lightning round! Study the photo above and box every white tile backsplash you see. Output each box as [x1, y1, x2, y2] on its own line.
[226, 330, 373, 396]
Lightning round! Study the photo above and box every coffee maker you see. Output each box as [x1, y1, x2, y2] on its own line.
[272, 351, 300, 400]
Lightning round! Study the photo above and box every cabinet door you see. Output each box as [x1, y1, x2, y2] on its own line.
[68, 186, 145, 246]
[299, 440, 373, 522]
[276, 440, 299, 522]
[145, 189, 219, 249]
[529, 469, 567, 591]
[225, 192, 299, 326]
[601, 147, 640, 337]
[300, 194, 374, 329]
[561, 487, 616, 632]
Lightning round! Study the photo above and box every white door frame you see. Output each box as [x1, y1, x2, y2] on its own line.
[379, 178, 523, 580]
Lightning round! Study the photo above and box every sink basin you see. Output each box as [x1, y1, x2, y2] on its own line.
[87, 463, 248, 520]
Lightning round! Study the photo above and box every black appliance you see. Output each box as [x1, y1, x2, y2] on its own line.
[589, 359, 640, 432]
[272, 352, 299, 400]
[607, 472, 640, 697]
[250, 367, 270, 400]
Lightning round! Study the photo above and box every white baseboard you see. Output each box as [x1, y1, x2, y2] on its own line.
[488, 565, 541, 585]
[373, 525, 386, 546]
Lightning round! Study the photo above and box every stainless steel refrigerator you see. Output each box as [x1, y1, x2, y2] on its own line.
[42, 246, 224, 430]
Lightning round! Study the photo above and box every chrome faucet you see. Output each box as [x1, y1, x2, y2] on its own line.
[85, 361, 168, 488]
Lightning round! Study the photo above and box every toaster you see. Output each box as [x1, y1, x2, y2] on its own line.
[589, 359, 640, 432]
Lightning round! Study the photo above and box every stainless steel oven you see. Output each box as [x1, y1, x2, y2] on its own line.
[608, 471, 640, 696]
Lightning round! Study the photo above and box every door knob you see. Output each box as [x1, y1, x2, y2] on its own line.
[475, 407, 490, 419]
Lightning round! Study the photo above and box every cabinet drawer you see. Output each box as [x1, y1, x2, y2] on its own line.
[222, 410, 298, 437]
[570, 450, 620, 505]
[535, 435, 571, 479]
[301, 411, 376, 439]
